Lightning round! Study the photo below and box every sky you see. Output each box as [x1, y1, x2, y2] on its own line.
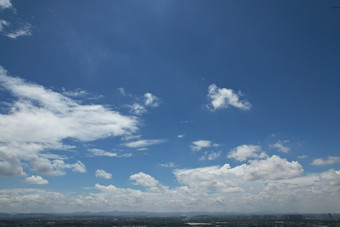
[0, 0, 340, 213]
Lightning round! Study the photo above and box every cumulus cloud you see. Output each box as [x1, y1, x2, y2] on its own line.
[176, 155, 303, 185]
[0, 153, 25, 177]
[95, 169, 112, 179]
[130, 172, 159, 188]
[191, 140, 218, 151]
[0, 0, 12, 9]
[2, 164, 340, 214]
[206, 84, 251, 111]
[24, 175, 48, 185]
[311, 156, 340, 166]
[270, 140, 290, 153]
[229, 155, 304, 180]
[227, 145, 267, 161]
[124, 139, 166, 148]
[174, 165, 242, 194]
[144, 93, 160, 107]
[177, 134, 185, 138]
[29, 159, 86, 176]
[319, 169, 340, 186]
[70, 161, 86, 173]
[0, 66, 138, 177]
[6, 23, 32, 39]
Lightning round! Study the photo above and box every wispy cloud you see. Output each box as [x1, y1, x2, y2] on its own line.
[191, 140, 219, 151]
[177, 134, 185, 138]
[270, 140, 290, 153]
[0, 20, 8, 32]
[88, 149, 118, 157]
[160, 162, 175, 168]
[311, 156, 340, 166]
[124, 139, 166, 148]
[200, 151, 221, 161]
[298, 155, 308, 159]
[206, 84, 251, 111]
[122, 89, 160, 115]
[118, 87, 126, 96]
[128, 103, 147, 115]
[0, 66, 138, 177]
[6, 23, 32, 39]
[95, 169, 112, 179]
[88, 148, 133, 158]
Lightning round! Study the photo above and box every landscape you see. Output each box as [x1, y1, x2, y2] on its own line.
[0, 0, 340, 226]
[1, 212, 340, 226]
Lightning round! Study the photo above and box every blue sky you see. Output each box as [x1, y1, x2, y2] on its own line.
[0, 0, 340, 213]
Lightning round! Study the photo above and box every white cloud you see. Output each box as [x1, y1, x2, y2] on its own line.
[177, 134, 185, 138]
[129, 172, 159, 188]
[191, 140, 218, 151]
[0, 0, 12, 9]
[61, 88, 88, 98]
[126, 92, 160, 115]
[128, 103, 147, 115]
[88, 149, 117, 157]
[0, 67, 138, 143]
[95, 169, 112, 179]
[176, 155, 303, 186]
[227, 144, 267, 161]
[30, 156, 65, 176]
[0, 66, 137, 177]
[0, 20, 8, 32]
[228, 155, 304, 181]
[206, 84, 251, 111]
[160, 162, 175, 168]
[124, 139, 165, 148]
[30, 159, 86, 176]
[200, 151, 221, 161]
[137, 147, 147, 151]
[174, 165, 243, 194]
[270, 140, 290, 153]
[3, 164, 340, 214]
[71, 160, 86, 173]
[144, 93, 160, 107]
[311, 156, 340, 166]
[319, 169, 340, 186]
[0, 154, 25, 177]
[6, 23, 32, 39]
[39, 153, 68, 160]
[118, 87, 126, 96]
[24, 175, 48, 185]
[120, 153, 133, 158]
[298, 155, 308, 159]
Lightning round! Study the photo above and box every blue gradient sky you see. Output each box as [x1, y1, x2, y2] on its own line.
[0, 0, 340, 213]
